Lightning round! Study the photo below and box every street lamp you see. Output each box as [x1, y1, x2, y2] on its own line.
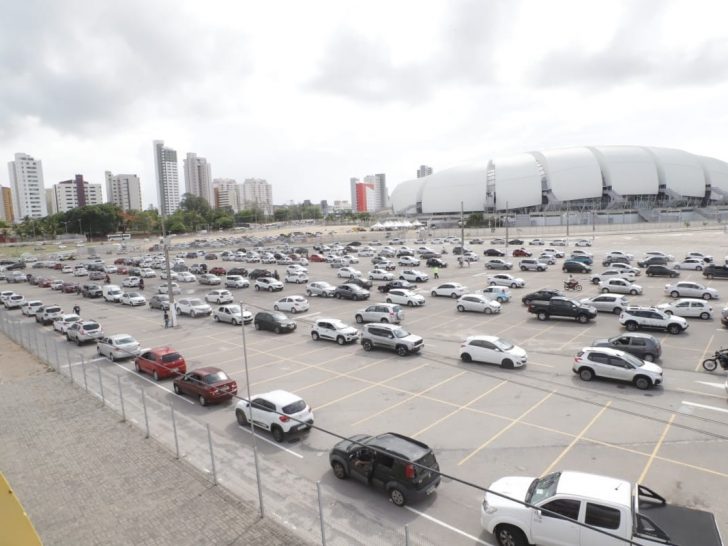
[78, 219, 83, 239]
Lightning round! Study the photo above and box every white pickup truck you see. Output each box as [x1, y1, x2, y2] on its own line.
[480, 470, 723, 546]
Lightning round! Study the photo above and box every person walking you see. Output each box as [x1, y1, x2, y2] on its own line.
[163, 309, 170, 329]
[73, 304, 81, 316]
[138, 278, 144, 290]
[433, 267, 440, 279]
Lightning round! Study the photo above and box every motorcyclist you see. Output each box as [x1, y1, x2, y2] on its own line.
[565, 274, 578, 289]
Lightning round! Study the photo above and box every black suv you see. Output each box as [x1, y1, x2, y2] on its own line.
[348, 277, 373, 290]
[334, 284, 370, 301]
[253, 311, 296, 333]
[703, 264, 728, 280]
[645, 265, 679, 278]
[329, 432, 440, 506]
[602, 255, 629, 267]
[426, 257, 447, 268]
[81, 284, 103, 298]
[248, 268, 273, 280]
[562, 260, 591, 273]
[227, 267, 248, 277]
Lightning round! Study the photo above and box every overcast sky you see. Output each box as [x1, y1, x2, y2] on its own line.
[2, 0, 727, 209]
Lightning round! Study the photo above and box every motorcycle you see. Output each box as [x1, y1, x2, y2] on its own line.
[702, 349, 728, 372]
[563, 281, 582, 292]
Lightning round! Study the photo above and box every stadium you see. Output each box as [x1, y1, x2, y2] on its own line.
[390, 146, 728, 223]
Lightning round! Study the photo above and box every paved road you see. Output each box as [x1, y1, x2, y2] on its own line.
[0, 331, 310, 546]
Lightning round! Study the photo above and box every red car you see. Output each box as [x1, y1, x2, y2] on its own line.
[512, 248, 532, 257]
[52, 263, 63, 270]
[172, 367, 238, 406]
[117, 266, 129, 275]
[114, 258, 127, 265]
[37, 278, 53, 288]
[134, 347, 187, 381]
[309, 254, 325, 263]
[209, 266, 226, 276]
[62, 282, 80, 294]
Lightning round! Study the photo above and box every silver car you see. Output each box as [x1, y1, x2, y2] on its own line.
[96, 334, 141, 361]
[579, 294, 629, 314]
[456, 294, 501, 314]
[306, 281, 336, 298]
[360, 323, 424, 356]
[485, 259, 513, 270]
[354, 303, 404, 324]
[213, 304, 252, 325]
[176, 298, 213, 317]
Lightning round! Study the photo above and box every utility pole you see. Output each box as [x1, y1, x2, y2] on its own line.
[161, 215, 178, 327]
[505, 201, 510, 254]
[460, 201, 465, 251]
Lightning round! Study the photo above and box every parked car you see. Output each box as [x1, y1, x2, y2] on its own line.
[562, 260, 591, 273]
[521, 289, 563, 306]
[599, 278, 642, 295]
[483, 248, 506, 257]
[664, 281, 719, 300]
[148, 294, 170, 310]
[306, 281, 337, 298]
[645, 264, 679, 278]
[66, 320, 103, 345]
[224, 275, 249, 289]
[431, 282, 467, 298]
[4, 294, 24, 309]
[255, 277, 284, 292]
[485, 259, 513, 270]
[213, 304, 252, 325]
[205, 289, 234, 304]
[460, 336, 527, 367]
[361, 323, 423, 356]
[457, 294, 501, 314]
[52, 313, 81, 334]
[488, 274, 525, 288]
[334, 284, 370, 301]
[399, 269, 429, 282]
[519, 259, 548, 272]
[574, 347, 663, 389]
[368, 269, 395, 281]
[425, 257, 447, 268]
[656, 298, 714, 320]
[397, 256, 421, 266]
[347, 277, 374, 290]
[36, 304, 63, 325]
[386, 289, 425, 307]
[134, 347, 187, 381]
[177, 271, 197, 283]
[235, 390, 314, 442]
[156, 282, 181, 295]
[637, 255, 668, 268]
[21, 300, 44, 316]
[378, 280, 414, 293]
[703, 264, 728, 280]
[574, 239, 592, 247]
[619, 306, 688, 335]
[96, 334, 141, 361]
[355, 303, 403, 324]
[176, 298, 212, 317]
[173, 367, 238, 406]
[579, 293, 629, 314]
[481, 286, 511, 303]
[337, 266, 362, 279]
[284, 271, 309, 284]
[674, 258, 705, 271]
[198, 273, 222, 285]
[527, 297, 597, 323]
[590, 333, 662, 362]
[311, 318, 360, 345]
[253, 311, 296, 333]
[120, 292, 147, 306]
[590, 269, 636, 284]
[274, 295, 310, 313]
[329, 432, 440, 506]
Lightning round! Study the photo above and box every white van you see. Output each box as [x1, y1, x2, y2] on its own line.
[102, 284, 123, 303]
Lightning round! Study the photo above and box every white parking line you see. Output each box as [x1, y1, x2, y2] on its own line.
[108, 361, 195, 404]
[695, 380, 727, 390]
[404, 506, 493, 545]
[296, 312, 321, 320]
[681, 401, 728, 414]
[237, 425, 304, 458]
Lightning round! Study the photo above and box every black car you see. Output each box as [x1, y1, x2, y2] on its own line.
[334, 284, 370, 300]
[329, 432, 440, 507]
[637, 256, 668, 268]
[205, 253, 218, 260]
[602, 256, 630, 267]
[377, 280, 415, 293]
[396, 249, 414, 257]
[148, 294, 170, 310]
[227, 267, 248, 277]
[253, 311, 296, 333]
[521, 289, 564, 306]
[81, 284, 103, 298]
[5, 261, 26, 270]
[171, 263, 189, 272]
[562, 260, 591, 273]
[703, 264, 728, 280]
[249, 268, 273, 280]
[420, 252, 441, 260]
[646, 265, 679, 278]
[508, 239, 524, 245]
[483, 248, 506, 257]
[348, 277, 373, 290]
[426, 258, 447, 268]
[590, 333, 662, 362]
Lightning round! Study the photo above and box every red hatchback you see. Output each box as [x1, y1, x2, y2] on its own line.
[512, 248, 532, 257]
[309, 254, 325, 262]
[209, 266, 226, 276]
[134, 347, 187, 381]
[172, 367, 238, 406]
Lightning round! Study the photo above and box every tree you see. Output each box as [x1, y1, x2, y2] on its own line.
[466, 213, 484, 227]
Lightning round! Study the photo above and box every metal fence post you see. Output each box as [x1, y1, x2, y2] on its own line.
[317, 481, 327, 546]
[405, 524, 410, 546]
[171, 403, 179, 459]
[141, 388, 150, 438]
[118, 377, 126, 422]
[96, 364, 105, 406]
[206, 424, 217, 485]
[69, 354, 75, 384]
[81, 356, 88, 391]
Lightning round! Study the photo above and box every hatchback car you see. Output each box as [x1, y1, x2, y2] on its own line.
[148, 294, 170, 310]
[274, 295, 310, 313]
[573, 347, 663, 390]
[213, 304, 252, 325]
[134, 347, 187, 381]
[284, 271, 309, 284]
[368, 269, 394, 281]
[360, 323, 423, 356]
[354, 303, 403, 324]
[205, 289, 234, 304]
[53, 313, 81, 334]
[235, 390, 314, 442]
[66, 320, 103, 345]
[397, 256, 421, 266]
[589, 333, 661, 362]
[311, 318, 360, 345]
[656, 298, 713, 320]
[96, 334, 141, 361]
[120, 292, 146, 306]
[253, 311, 296, 333]
[484, 259, 513, 270]
[173, 367, 238, 406]
[456, 294, 501, 314]
[306, 281, 336, 298]
[599, 278, 642, 295]
[385, 289, 425, 307]
[21, 300, 44, 316]
[337, 266, 362, 278]
[198, 273, 222, 285]
[487, 274, 525, 288]
[430, 282, 467, 299]
[224, 275, 249, 288]
[645, 265, 679, 278]
[459, 336, 527, 367]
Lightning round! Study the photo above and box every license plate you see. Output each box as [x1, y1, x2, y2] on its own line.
[426, 485, 436, 495]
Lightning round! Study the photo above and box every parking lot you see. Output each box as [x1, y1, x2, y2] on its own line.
[3, 227, 728, 545]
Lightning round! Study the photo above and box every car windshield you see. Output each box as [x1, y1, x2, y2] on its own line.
[227, 305, 241, 314]
[127, 292, 140, 298]
[393, 328, 411, 338]
[83, 323, 100, 330]
[622, 352, 645, 367]
[526, 472, 561, 504]
[330, 319, 348, 329]
[189, 299, 204, 305]
[493, 338, 514, 351]
[204, 371, 230, 383]
[161, 352, 182, 363]
[116, 337, 136, 345]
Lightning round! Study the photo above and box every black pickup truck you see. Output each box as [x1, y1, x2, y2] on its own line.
[527, 296, 597, 323]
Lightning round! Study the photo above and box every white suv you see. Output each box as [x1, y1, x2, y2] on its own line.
[574, 347, 663, 390]
[176, 298, 213, 317]
[518, 259, 548, 272]
[354, 303, 404, 324]
[234, 390, 314, 442]
[618, 306, 688, 335]
[205, 289, 234, 304]
[311, 318, 359, 345]
[360, 323, 424, 356]
[385, 289, 425, 307]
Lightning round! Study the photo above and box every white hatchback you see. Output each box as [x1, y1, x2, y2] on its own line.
[274, 295, 310, 313]
[456, 294, 501, 314]
[460, 336, 527, 368]
[431, 282, 467, 298]
[234, 390, 314, 442]
[385, 289, 425, 307]
[656, 298, 713, 320]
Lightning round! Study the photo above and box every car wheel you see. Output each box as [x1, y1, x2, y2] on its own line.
[336, 336, 345, 346]
[75, 338, 81, 346]
[311, 331, 319, 341]
[671, 272, 678, 278]
[271, 426, 284, 443]
[362, 340, 373, 351]
[670, 290, 679, 298]
[457, 305, 465, 312]
[306, 290, 312, 296]
[700, 312, 711, 320]
[199, 395, 207, 406]
[697, 265, 703, 271]
[275, 326, 281, 334]
[236, 409, 249, 426]
[484, 307, 492, 314]
[707, 273, 714, 279]
[153, 370, 159, 381]
[108, 353, 116, 362]
[510, 283, 518, 288]
[489, 281, 496, 286]
[380, 318, 389, 323]
[273, 305, 279, 311]
[268, 286, 274, 292]
[173, 383, 181, 394]
[460, 352, 472, 363]
[579, 368, 594, 382]
[389, 487, 406, 507]
[577, 314, 588, 324]
[537, 312, 548, 321]
[336, 293, 342, 299]
[664, 310, 673, 315]
[501, 359, 514, 369]
[643, 353, 655, 362]
[255, 285, 260, 291]
[355, 315, 363, 324]
[331, 461, 347, 480]
[386, 298, 392, 304]
[407, 301, 414, 307]
[191, 310, 197, 318]
[396, 345, 408, 357]
[667, 324, 681, 335]
[702, 293, 712, 300]
[625, 321, 638, 331]
[634, 376, 651, 390]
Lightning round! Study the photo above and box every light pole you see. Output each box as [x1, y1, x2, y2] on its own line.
[161, 217, 178, 327]
[78, 219, 83, 240]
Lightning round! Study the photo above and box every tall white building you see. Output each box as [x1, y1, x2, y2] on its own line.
[105, 171, 143, 211]
[153, 140, 180, 215]
[183, 153, 213, 205]
[417, 165, 433, 178]
[8, 153, 47, 220]
[213, 178, 239, 211]
[52, 175, 103, 213]
[350, 173, 388, 212]
[242, 178, 273, 216]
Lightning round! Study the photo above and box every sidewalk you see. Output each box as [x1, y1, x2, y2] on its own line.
[0, 333, 309, 546]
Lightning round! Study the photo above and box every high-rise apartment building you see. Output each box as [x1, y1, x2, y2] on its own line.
[242, 178, 273, 216]
[105, 171, 143, 211]
[183, 153, 213, 205]
[52, 175, 103, 213]
[0, 186, 13, 223]
[417, 165, 433, 178]
[153, 140, 180, 215]
[350, 173, 388, 213]
[8, 153, 47, 220]
[212, 178, 239, 211]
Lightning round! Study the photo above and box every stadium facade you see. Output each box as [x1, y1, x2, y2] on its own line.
[390, 146, 728, 215]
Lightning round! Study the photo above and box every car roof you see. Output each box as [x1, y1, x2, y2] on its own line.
[556, 471, 631, 508]
[582, 346, 632, 357]
[465, 335, 499, 343]
[257, 389, 303, 405]
[189, 367, 223, 376]
[367, 432, 431, 461]
[149, 346, 178, 355]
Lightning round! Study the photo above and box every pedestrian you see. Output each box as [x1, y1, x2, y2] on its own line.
[73, 304, 81, 316]
[433, 267, 440, 279]
[273, 270, 280, 280]
[163, 309, 170, 329]
[139, 278, 144, 290]
[105, 274, 111, 284]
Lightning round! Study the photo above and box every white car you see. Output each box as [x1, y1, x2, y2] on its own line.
[120, 292, 146, 306]
[664, 281, 719, 300]
[368, 269, 394, 281]
[674, 258, 705, 271]
[103, 265, 118, 274]
[337, 267, 362, 279]
[528, 239, 545, 246]
[205, 289, 234, 304]
[285, 271, 309, 284]
[213, 304, 252, 325]
[274, 295, 310, 313]
[140, 268, 156, 278]
[481, 286, 512, 303]
[4, 294, 25, 309]
[610, 262, 641, 276]
[456, 294, 501, 314]
[21, 300, 44, 316]
[430, 282, 467, 298]
[590, 269, 636, 284]
[645, 250, 674, 261]
[570, 249, 593, 258]
[53, 313, 81, 334]
[460, 335, 527, 367]
[599, 278, 642, 295]
[286, 264, 308, 275]
[176, 298, 213, 317]
[550, 239, 567, 246]
[341, 255, 359, 265]
[177, 271, 197, 283]
[537, 254, 557, 265]
[157, 282, 181, 295]
[160, 270, 179, 281]
[96, 334, 141, 361]
[62, 265, 73, 274]
[579, 294, 629, 314]
[386, 289, 426, 307]
[255, 277, 284, 292]
[122, 276, 141, 288]
[656, 298, 714, 320]
[50, 280, 65, 290]
[606, 250, 634, 260]
[225, 275, 249, 288]
[488, 274, 525, 288]
[574, 239, 592, 247]
[311, 318, 360, 345]
[73, 267, 88, 277]
[399, 269, 429, 282]
[234, 390, 314, 442]
[686, 251, 713, 263]
[575, 347, 664, 389]
[397, 256, 421, 266]
[306, 281, 336, 298]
